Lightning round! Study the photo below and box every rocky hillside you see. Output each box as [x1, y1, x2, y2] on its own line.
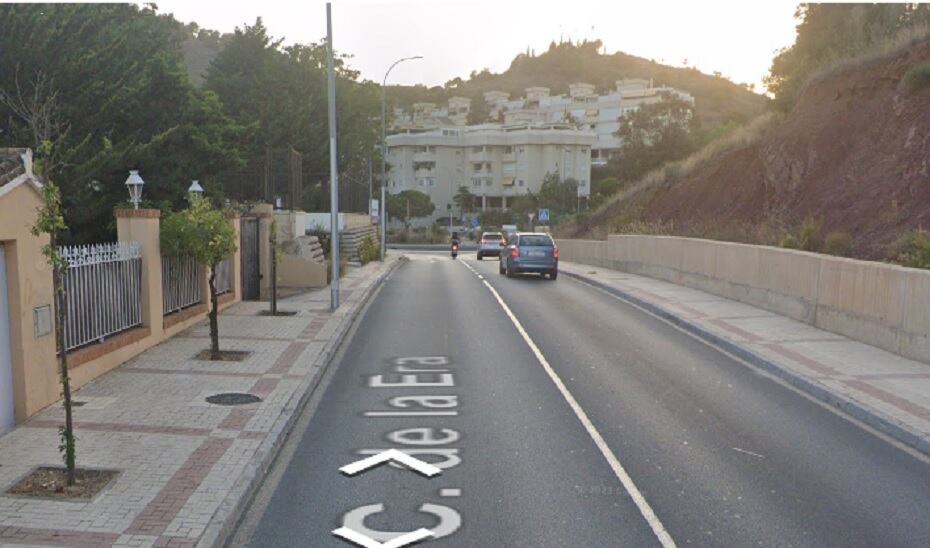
[585, 39, 930, 260]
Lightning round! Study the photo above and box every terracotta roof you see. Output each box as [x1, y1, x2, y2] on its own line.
[0, 148, 28, 187]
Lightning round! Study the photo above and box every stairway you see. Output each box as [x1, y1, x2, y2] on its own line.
[340, 225, 379, 265]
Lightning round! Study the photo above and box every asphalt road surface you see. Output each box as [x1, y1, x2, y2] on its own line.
[237, 253, 930, 548]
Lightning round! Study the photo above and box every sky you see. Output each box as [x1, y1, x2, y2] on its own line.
[155, 0, 801, 93]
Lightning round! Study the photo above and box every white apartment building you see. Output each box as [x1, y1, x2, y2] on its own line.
[386, 124, 596, 215]
[485, 79, 694, 166]
[392, 96, 472, 130]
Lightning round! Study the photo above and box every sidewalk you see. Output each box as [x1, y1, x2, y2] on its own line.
[0, 256, 401, 548]
[559, 261, 930, 457]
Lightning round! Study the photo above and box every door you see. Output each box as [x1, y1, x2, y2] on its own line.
[0, 244, 15, 434]
[240, 218, 260, 300]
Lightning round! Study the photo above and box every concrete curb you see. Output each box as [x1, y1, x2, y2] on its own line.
[562, 268, 930, 459]
[198, 255, 407, 548]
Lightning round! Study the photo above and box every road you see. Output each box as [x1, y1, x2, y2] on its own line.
[236, 252, 930, 548]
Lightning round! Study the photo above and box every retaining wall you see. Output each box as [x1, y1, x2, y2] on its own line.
[557, 235, 930, 364]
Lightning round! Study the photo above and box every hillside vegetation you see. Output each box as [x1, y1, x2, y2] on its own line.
[570, 4, 930, 262]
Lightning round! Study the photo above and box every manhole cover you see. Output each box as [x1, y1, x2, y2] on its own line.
[205, 393, 262, 406]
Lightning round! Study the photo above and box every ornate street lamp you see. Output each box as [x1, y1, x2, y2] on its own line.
[188, 180, 204, 194]
[125, 170, 145, 209]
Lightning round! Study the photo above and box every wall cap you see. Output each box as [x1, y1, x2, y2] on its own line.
[115, 208, 160, 219]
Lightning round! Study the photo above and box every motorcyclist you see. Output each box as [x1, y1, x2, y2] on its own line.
[450, 231, 460, 258]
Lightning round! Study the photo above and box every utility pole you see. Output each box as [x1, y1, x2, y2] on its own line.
[326, 3, 339, 311]
[368, 157, 373, 225]
[381, 55, 423, 261]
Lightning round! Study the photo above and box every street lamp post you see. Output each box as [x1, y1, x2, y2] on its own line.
[125, 170, 145, 209]
[380, 55, 423, 261]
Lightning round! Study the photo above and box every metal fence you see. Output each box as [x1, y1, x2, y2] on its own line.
[162, 254, 202, 315]
[60, 242, 142, 352]
[215, 256, 231, 295]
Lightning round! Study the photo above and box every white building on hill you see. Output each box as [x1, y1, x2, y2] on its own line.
[484, 79, 694, 166]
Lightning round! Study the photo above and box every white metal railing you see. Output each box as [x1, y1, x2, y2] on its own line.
[162, 254, 202, 315]
[60, 242, 142, 352]
[215, 256, 231, 295]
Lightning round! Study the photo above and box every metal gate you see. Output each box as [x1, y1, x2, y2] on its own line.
[0, 245, 15, 433]
[240, 218, 260, 300]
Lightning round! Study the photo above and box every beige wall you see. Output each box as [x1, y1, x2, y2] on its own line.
[558, 234, 930, 364]
[0, 197, 243, 423]
[0, 183, 58, 421]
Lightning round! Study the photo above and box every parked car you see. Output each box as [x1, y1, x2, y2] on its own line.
[499, 232, 558, 279]
[477, 232, 506, 260]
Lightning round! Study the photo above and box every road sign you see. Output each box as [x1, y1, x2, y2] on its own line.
[471, 216, 479, 228]
[538, 208, 550, 222]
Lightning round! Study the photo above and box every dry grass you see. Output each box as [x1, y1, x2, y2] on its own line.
[570, 112, 779, 238]
[801, 25, 930, 93]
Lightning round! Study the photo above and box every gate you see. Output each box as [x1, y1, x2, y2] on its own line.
[0, 245, 15, 433]
[240, 217, 260, 300]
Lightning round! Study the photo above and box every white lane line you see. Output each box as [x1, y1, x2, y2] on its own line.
[460, 262, 676, 548]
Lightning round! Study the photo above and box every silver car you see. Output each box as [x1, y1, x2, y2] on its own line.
[476, 232, 506, 260]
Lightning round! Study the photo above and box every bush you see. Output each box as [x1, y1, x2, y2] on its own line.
[779, 233, 798, 249]
[894, 228, 930, 269]
[903, 63, 930, 92]
[823, 231, 853, 256]
[357, 236, 380, 264]
[796, 216, 822, 251]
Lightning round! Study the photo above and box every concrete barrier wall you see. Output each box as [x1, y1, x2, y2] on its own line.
[557, 235, 930, 364]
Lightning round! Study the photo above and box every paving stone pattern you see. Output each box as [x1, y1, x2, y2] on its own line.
[0, 259, 396, 547]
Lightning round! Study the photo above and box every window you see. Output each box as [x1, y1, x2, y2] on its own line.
[518, 180, 525, 187]
[519, 235, 553, 247]
[472, 146, 483, 153]
[473, 163, 482, 173]
[504, 146, 513, 154]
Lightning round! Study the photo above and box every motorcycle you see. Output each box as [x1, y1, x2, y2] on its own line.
[451, 242, 459, 259]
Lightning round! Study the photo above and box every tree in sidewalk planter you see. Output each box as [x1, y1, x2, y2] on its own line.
[269, 217, 278, 316]
[161, 195, 237, 360]
[31, 180, 77, 486]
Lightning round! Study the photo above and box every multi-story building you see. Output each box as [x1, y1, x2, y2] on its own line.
[386, 123, 596, 215]
[392, 97, 472, 131]
[485, 80, 694, 166]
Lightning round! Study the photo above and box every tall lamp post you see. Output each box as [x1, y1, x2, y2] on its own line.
[380, 55, 423, 261]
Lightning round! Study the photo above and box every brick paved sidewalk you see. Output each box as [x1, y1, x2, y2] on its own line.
[0, 256, 402, 548]
[559, 261, 930, 457]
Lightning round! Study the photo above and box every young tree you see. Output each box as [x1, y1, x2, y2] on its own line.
[161, 195, 237, 359]
[31, 180, 77, 485]
[538, 172, 579, 216]
[453, 185, 476, 213]
[612, 95, 695, 183]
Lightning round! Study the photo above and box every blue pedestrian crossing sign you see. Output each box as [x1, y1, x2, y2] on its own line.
[538, 208, 550, 222]
[471, 216, 479, 228]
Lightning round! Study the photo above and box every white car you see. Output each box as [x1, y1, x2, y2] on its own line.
[476, 232, 506, 260]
